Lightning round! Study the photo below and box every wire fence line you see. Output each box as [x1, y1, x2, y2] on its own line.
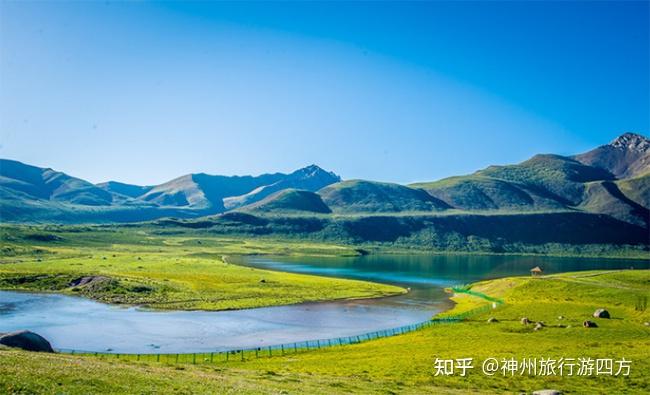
[56, 290, 503, 364]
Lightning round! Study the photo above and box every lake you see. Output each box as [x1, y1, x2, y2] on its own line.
[1, 254, 646, 353]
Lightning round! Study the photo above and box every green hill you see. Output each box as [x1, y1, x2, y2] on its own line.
[616, 172, 650, 208]
[319, 180, 450, 213]
[578, 180, 649, 227]
[223, 165, 340, 210]
[0, 159, 113, 206]
[410, 175, 563, 211]
[242, 189, 332, 214]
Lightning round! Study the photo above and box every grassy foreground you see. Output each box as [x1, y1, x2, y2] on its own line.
[1, 270, 648, 394]
[0, 226, 403, 310]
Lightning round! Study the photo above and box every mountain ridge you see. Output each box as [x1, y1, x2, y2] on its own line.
[1, 133, 648, 231]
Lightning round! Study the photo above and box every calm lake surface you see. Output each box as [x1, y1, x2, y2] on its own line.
[1, 254, 646, 353]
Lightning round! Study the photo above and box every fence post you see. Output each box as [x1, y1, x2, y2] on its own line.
[241, 350, 244, 361]
[317, 340, 321, 349]
[268, 346, 272, 357]
[210, 352, 214, 363]
[157, 354, 160, 362]
[192, 353, 196, 364]
[294, 343, 298, 353]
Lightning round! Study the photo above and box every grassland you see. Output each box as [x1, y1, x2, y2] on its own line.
[1, 269, 648, 394]
[0, 225, 403, 310]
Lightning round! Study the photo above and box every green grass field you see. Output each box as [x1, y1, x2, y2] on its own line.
[1, 270, 648, 394]
[0, 226, 403, 310]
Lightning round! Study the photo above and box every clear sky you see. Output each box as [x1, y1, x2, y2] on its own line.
[1, 1, 648, 185]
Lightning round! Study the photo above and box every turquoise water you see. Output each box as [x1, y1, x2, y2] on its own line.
[1, 254, 646, 353]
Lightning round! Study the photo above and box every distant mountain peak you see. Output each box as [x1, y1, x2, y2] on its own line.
[293, 164, 341, 180]
[573, 132, 650, 179]
[609, 132, 649, 152]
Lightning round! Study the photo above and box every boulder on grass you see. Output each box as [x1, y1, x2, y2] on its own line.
[533, 390, 562, 395]
[521, 317, 531, 325]
[0, 330, 54, 352]
[487, 317, 499, 323]
[593, 309, 610, 319]
[583, 320, 598, 328]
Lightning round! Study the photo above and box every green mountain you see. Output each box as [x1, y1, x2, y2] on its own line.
[96, 181, 153, 199]
[0, 159, 113, 206]
[411, 154, 614, 210]
[242, 189, 332, 214]
[319, 180, 450, 213]
[1, 132, 648, 253]
[0, 161, 340, 222]
[223, 165, 340, 210]
[409, 135, 650, 227]
[616, 172, 650, 208]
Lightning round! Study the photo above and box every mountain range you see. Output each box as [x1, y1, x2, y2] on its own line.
[1, 133, 649, 235]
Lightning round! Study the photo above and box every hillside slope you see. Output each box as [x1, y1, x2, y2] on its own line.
[0, 159, 114, 206]
[319, 180, 449, 213]
[223, 165, 340, 210]
[242, 189, 332, 214]
[573, 132, 650, 178]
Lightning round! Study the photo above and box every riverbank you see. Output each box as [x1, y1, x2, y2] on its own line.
[2, 269, 648, 393]
[0, 226, 404, 311]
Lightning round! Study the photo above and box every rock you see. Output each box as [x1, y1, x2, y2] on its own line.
[534, 323, 544, 331]
[487, 317, 499, 323]
[593, 309, 610, 319]
[557, 315, 564, 320]
[583, 320, 598, 328]
[533, 390, 562, 395]
[521, 317, 531, 325]
[0, 330, 54, 352]
[69, 275, 111, 287]
[536, 321, 546, 327]
[259, 279, 266, 283]
[644, 322, 650, 327]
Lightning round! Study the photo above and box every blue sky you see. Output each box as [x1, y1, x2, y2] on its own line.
[0, 1, 648, 185]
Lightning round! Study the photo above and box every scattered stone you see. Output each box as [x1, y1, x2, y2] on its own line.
[0, 330, 54, 352]
[521, 317, 531, 325]
[259, 279, 266, 283]
[557, 316, 565, 320]
[68, 276, 116, 293]
[533, 390, 562, 395]
[534, 323, 544, 331]
[593, 309, 610, 319]
[69, 275, 111, 288]
[487, 317, 499, 323]
[583, 320, 598, 328]
[536, 321, 546, 327]
[644, 322, 649, 327]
